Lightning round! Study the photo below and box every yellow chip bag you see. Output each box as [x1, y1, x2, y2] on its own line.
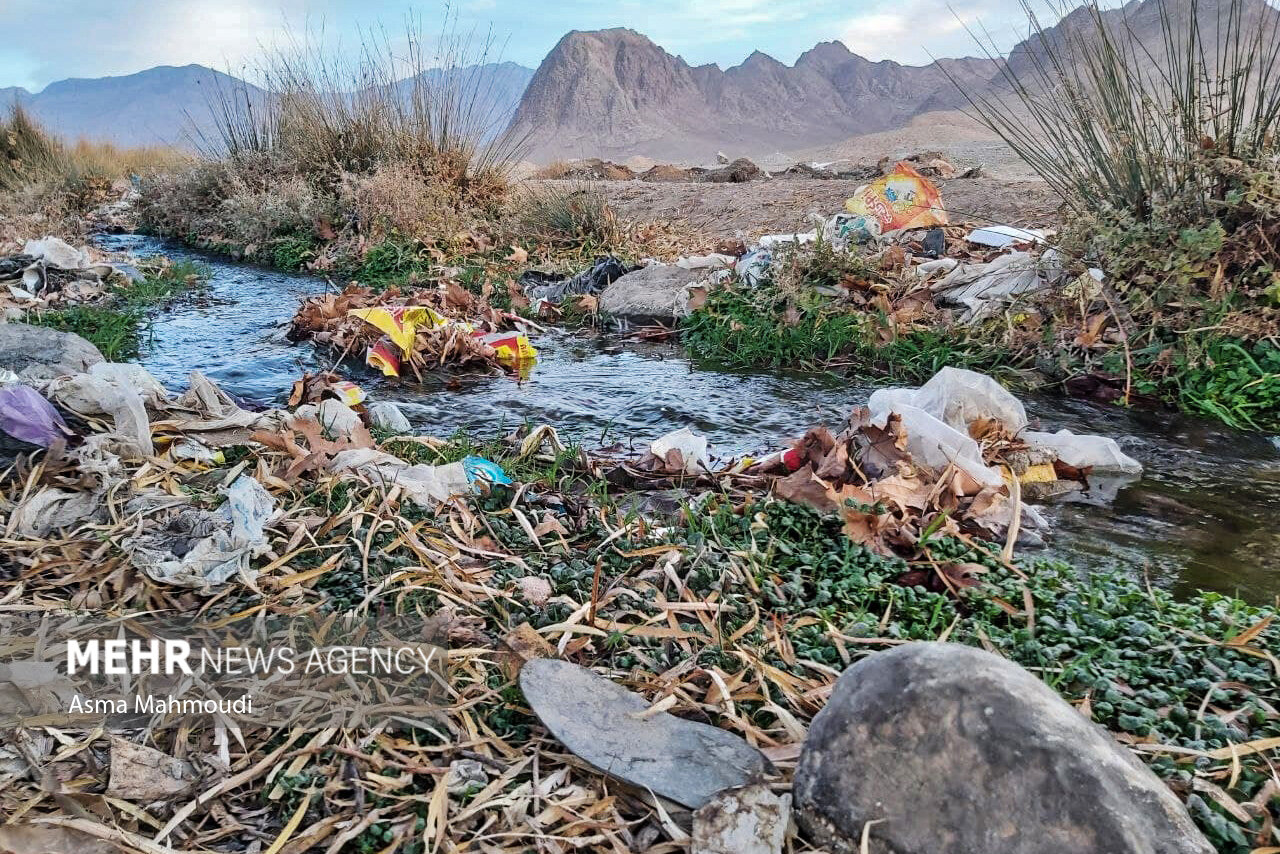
[844, 163, 948, 232]
[348, 306, 449, 356]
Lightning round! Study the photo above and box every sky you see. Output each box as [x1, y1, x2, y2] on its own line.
[0, 0, 1040, 92]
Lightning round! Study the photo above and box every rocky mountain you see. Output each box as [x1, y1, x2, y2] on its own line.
[0, 65, 265, 149]
[509, 29, 996, 162]
[1, 62, 534, 150]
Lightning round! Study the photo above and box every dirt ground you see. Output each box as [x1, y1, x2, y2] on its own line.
[563, 174, 1062, 241]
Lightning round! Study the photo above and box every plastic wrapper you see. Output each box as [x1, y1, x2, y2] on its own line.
[0, 385, 70, 447]
[367, 339, 401, 377]
[1024, 429, 1143, 474]
[47, 362, 167, 458]
[844, 163, 948, 232]
[348, 306, 449, 355]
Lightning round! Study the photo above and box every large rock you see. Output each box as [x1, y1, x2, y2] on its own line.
[793, 643, 1212, 854]
[599, 265, 707, 322]
[0, 322, 104, 382]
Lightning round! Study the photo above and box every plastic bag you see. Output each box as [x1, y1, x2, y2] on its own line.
[126, 475, 277, 589]
[868, 367, 1027, 435]
[1024, 429, 1143, 474]
[47, 363, 167, 458]
[911, 367, 1028, 433]
[522, 256, 632, 304]
[0, 385, 70, 447]
[932, 249, 1065, 322]
[348, 306, 449, 355]
[873, 403, 1004, 488]
[650, 427, 711, 475]
[844, 163, 948, 232]
[328, 448, 470, 507]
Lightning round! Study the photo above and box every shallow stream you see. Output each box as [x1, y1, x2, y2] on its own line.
[103, 233, 1280, 603]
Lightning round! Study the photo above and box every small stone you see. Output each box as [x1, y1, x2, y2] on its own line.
[520, 658, 768, 809]
[367, 401, 411, 433]
[793, 642, 1213, 854]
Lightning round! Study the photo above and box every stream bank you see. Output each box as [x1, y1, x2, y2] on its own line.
[103, 233, 1280, 603]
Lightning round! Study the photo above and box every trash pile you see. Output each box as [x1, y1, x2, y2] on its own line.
[289, 282, 539, 379]
[0, 236, 138, 312]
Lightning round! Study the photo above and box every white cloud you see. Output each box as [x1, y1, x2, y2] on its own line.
[839, 0, 1028, 64]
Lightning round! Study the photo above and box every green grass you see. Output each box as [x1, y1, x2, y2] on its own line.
[683, 280, 1016, 381]
[23, 260, 207, 360]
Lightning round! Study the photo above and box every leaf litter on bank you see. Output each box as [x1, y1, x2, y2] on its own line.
[0, 368, 1276, 853]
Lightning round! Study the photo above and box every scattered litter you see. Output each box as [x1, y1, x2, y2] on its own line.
[871, 366, 1029, 435]
[966, 224, 1047, 248]
[736, 248, 773, 287]
[693, 784, 791, 854]
[844, 163, 948, 233]
[125, 475, 277, 589]
[932, 249, 1066, 322]
[11, 487, 101, 537]
[519, 658, 768, 810]
[0, 385, 70, 447]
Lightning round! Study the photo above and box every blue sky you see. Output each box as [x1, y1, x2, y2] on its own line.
[0, 0, 1040, 91]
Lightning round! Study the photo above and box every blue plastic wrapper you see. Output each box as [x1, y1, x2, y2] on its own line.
[462, 456, 512, 488]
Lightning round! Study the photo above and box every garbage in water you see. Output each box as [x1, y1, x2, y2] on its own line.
[0, 385, 71, 448]
[290, 283, 536, 379]
[844, 162, 949, 233]
[518, 658, 769, 810]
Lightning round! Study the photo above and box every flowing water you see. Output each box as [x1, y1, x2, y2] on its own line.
[103, 233, 1280, 603]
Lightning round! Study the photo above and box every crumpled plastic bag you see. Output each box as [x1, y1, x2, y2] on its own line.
[47, 363, 168, 457]
[932, 249, 1065, 322]
[868, 367, 1027, 435]
[906, 366, 1028, 434]
[522, 256, 632, 304]
[1024, 428, 1143, 474]
[650, 427, 711, 475]
[867, 403, 1004, 488]
[0, 385, 71, 447]
[126, 475, 277, 589]
[844, 163, 948, 232]
[328, 448, 470, 507]
[11, 488, 101, 537]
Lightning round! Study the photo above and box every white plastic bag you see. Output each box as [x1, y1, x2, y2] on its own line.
[868, 367, 1027, 434]
[47, 363, 168, 457]
[1024, 429, 1143, 474]
[650, 427, 711, 475]
[328, 448, 470, 507]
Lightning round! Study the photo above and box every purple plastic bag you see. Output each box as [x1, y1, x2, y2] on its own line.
[0, 385, 71, 447]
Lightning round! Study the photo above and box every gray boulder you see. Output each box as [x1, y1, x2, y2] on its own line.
[0, 322, 104, 383]
[793, 643, 1212, 854]
[599, 265, 706, 322]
